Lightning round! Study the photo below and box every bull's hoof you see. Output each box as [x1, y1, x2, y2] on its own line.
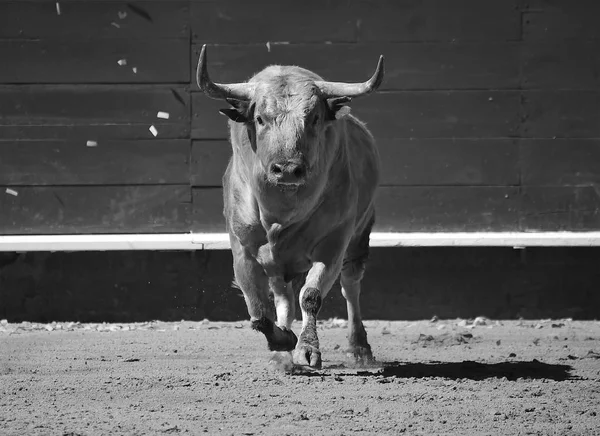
[267, 327, 298, 352]
[293, 343, 322, 369]
[346, 345, 375, 367]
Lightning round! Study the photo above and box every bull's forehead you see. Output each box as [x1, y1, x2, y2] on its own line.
[254, 76, 320, 120]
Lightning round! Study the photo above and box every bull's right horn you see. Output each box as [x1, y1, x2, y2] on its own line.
[315, 55, 385, 99]
[196, 44, 254, 101]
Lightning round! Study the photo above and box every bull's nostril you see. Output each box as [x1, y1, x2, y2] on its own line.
[271, 164, 283, 175]
[293, 167, 304, 179]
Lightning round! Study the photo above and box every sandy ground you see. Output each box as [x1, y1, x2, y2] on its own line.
[1, 318, 600, 435]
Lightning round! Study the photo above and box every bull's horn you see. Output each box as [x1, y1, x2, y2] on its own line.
[196, 44, 254, 101]
[315, 55, 385, 99]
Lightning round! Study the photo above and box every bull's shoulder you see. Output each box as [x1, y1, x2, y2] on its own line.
[223, 162, 266, 249]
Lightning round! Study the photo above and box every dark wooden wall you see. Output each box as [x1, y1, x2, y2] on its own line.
[1, 0, 600, 234]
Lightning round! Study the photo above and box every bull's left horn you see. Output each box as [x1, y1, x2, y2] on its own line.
[196, 44, 254, 101]
[315, 55, 385, 99]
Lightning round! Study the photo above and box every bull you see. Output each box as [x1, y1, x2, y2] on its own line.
[196, 45, 384, 368]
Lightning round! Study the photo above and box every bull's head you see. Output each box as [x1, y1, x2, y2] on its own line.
[196, 44, 384, 191]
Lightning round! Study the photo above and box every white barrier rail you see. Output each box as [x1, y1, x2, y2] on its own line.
[2, 232, 600, 251]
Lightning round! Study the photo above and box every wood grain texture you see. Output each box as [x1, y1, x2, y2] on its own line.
[522, 91, 600, 138]
[520, 187, 600, 231]
[351, 91, 521, 139]
[352, 0, 521, 42]
[0, 186, 192, 234]
[191, 94, 232, 139]
[191, 42, 520, 90]
[0, 1, 189, 39]
[378, 139, 519, 186]
[0, 140, 190, 186]
[523, 1, 600, 40]
[192, 0, 520, 43]
[0, 40, 189, 84]
[522, 42, 600, 89]
[373, 186, 520, 232]
[192, 0, 358, 43]
[520, 139, 600, 186]
[0, 85, 190, 140]
[192, 188, 226, 232]
[191, 141, 231, 187]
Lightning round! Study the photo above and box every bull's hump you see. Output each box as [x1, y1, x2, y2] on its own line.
[250, 65, 323, 84]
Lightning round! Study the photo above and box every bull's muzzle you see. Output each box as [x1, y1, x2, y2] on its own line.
[269, 160, 307, 185]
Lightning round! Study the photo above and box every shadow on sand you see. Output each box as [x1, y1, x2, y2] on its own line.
[294, 359, 574, 381]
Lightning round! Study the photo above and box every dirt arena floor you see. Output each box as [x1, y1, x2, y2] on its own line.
[1, 318, 600, 435]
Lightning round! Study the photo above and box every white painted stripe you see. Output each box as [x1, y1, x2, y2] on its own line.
[2, 232, 600, 252]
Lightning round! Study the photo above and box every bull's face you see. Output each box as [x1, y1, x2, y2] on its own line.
[223, 80, 353, 190]
[196, 45, 384, 193]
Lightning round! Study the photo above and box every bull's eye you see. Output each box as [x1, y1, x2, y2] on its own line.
[255, 115, 264, 126]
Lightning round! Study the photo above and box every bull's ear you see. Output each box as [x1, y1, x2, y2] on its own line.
[326, 96, 352, 120]
[219, 98, 250, 123]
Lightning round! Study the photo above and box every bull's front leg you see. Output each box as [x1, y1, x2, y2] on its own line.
[293, 261, 342, 369]
[231, 239, 297, 352]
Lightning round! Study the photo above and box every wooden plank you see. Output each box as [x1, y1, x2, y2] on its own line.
[0, 85, 190, 140]
[374, 186, 520, 232]
[192, 0, 520, 43]
[191, 0, 357, 43]
[520, 139, 600, 186]
[520, 187, 600, 231]
[0, 140, 190, 186]
[192, 188, 226, 232]
[354, 0, 521, 42]
[191, 42, 520, 90]
[523, 1, 600, 40]
[522, 42, 600, 89]
[522, 91, 600, 138]
[192, 91, 521, 140]
[378, 139, 519, 186]
[0, 124, 189, 141]
[191, 141, 231, 187]
[352, 91, 521, 139]
[0, 40, 189, 84]
[0, 1, 189, 39]
[191, 94, 232, 139]
[0, 186, 192, 234]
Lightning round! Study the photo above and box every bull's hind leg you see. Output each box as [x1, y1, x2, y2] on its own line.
[231, 239, 297, 351]
[341, 213, 375, 365]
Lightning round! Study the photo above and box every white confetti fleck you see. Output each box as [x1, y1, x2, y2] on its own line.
[118, 11, 127, 19]
[111, 22, 120, 28]
[149, 125, 158, 137]
[266, 41, 271, 52]
[132, 67, 138, 74]
[86, 140, 98, 147]
[56, 2, 61, 15]
[5, 188, 18, 196]
[117, 58, 127, 66]
[156, 111, 170, 120]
